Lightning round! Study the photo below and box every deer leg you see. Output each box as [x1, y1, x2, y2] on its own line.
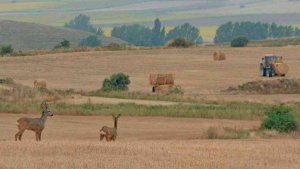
[18, 130, 25, 141]
[38, 132, 42, 141]
[100, 134, 105, 141]
[105, 134, 110, 142]
[15, 129, 24, 141]
[35, 132, 39, 141]
[15, 131, 20, 141]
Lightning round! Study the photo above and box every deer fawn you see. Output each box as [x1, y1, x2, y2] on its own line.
[15, 102, 53, 141]
[100, 114, 121, 142]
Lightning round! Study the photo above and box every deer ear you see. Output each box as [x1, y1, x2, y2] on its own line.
[41, 102, 45, 110]
[41, 102, 48, 110]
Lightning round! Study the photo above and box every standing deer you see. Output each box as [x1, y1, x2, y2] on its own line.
[100, 114, 121, 142]
[15, 102, 53, 141]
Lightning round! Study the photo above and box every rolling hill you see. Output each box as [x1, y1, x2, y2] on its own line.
[0, 20, 126, 50]
[0, 0, 300, 27]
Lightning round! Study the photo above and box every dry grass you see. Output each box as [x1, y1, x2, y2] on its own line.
[0, 78, 61, 102]
[0, 114, 299, 169]
[225, 79, 300, 94]
[1, 46, 300, 103]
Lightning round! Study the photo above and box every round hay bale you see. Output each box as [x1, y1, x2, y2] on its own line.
[213, 51, 219, 61]
[0, 85, 14, 95]
[275, 64, 289, 75]
[34, 79, 47, 89]
[213, 51, 226, 61]
[219, 52, 226, 60]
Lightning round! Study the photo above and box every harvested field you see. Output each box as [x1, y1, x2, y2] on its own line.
[0, 47, 300, 103]
[0, 114, 299, 169]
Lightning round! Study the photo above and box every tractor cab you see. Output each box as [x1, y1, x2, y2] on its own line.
[262, 55, 279, 67]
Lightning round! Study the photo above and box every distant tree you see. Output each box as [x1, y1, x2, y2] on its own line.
[79, 35, 101, 47]
[111, 24, 152, 46]
[151, 18, 165, 46]
[295, 27, 300, 36]
[215, 21, 298, 44]
[167, 37, 193, 48]
[166, 23, 203, 44]
[65, 14, 96, 33]
[231, 36, 249, 47]
[96, 27, 105, 36]
[214, 22, 234, 44]
[0, 45, 13, 55]
[160, 27, 166, 44]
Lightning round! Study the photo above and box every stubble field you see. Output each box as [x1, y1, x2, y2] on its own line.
[0, 46, 300, 103]
[0, 113, 299, 169]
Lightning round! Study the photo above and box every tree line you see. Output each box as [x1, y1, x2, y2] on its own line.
[64, 15, 203, 47]
[63, 14, 300, 46]
[214, 21, 300, 44]
[111, 19, 203, 46]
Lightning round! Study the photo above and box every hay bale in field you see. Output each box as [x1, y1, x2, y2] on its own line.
[149, 73, 174, 86]
[0, 85, 14, 95]
[155, 84, 173, 94]
[275, 63, 289, 76]
[149, 74, 158, 86]
[213, 51, 226, 61]
[33, 79, 47, 89]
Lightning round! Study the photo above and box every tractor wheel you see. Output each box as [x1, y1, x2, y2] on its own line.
[267, 69, 273, 77]
[260, 67, 266, 76]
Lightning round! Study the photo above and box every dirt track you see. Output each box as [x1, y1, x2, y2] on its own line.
[0, 114, 299, 169]
[63, 95, 179, 106]
[0, 47, 300, 103]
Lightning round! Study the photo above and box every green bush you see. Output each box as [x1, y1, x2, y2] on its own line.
[167, 37, 193, 48]
[231, 36, 249, 47]
[60, 39, 70, 48]
[54, 39, 70, 49]
[79, 35, 101, 47]
[0, 77, 14, 84]
[102, 73, 131, 91]
[1, 45, 14, 55]
[261, 105, 298, 133]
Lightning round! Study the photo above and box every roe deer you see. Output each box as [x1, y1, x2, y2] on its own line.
[100, 114, 121, 141]
[15, 102, 53, 141]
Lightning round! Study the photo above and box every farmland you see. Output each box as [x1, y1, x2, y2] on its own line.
[1, 46, 300, 103]
[1, 1, 300, 168]
[1, 42, 300, 168]
[1, 114, 300, 169]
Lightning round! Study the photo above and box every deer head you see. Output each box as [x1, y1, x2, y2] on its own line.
[112, 114, 121, 129]
[41, 102, 53, 117]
